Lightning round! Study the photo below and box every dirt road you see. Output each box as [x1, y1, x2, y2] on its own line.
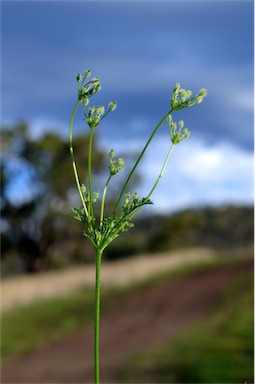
[2, 258, 252, 384]
[1, 248, 215, 313]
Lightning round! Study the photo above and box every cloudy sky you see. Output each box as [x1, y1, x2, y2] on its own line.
[2, 0, 254, 213]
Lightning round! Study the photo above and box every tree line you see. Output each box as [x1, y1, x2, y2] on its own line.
[105, 205, 253, 260]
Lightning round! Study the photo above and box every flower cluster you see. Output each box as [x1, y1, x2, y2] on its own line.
[168, 115, 190, 144]
[122, 192, 153, 216]
[77, 70, 101, 106]
[76, 70, 117, 128]
[80, 184, 99, 204]
[171, 83, 208, 111]
[108, 149, 125, 176]
[70, 70, 208, 252]
[86, 106, 105, 129]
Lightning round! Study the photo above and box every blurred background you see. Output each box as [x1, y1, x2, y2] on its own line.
[1, 1, 254, 383]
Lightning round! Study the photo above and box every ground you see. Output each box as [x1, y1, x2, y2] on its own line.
[1, 248, 215, 312]
[1, 257, 252, 384]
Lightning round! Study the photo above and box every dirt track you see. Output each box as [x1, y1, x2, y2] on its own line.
[2, 258, 252, 384]
[1, 248, 215, 313]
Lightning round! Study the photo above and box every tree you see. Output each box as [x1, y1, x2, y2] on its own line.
[1, 123, 106, 274]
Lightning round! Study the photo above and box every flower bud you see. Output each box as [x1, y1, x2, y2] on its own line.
[173, 83, 181, 94]
[199, 89, 208, 97]
[109, 149, 114, 159]
[94, 83, 101, 92]
[179, 120, 184, 129]
[132, 192, 139, 202]
[117, 157, 124, 172]
[195, 96, 203, 104]
[93, 190, 99, 202]
[81, 86, 88, 95]
[76, 73, 82, 81]
[108, 101, 117, 111]
[109, 151, 125, 176]
[91, 77, 99, 84]
[81, 184, 86, 194]
[84, 69, 91, 78]
[88, 106, 95, 117]
[82, 96, 89, 106]
[95, 106, 105, 117]
[183, 128, 190, 138]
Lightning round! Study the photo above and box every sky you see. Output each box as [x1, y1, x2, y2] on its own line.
[1, 0, 254, 213]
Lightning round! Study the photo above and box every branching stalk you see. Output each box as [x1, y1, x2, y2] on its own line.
[88, 127, 95, 222]
[113, 109, 173, 215]
[147, 143, 175, 200]
[69, 100, 88, 217]
[100, 175, 111, 226]
[129, 143, 175, 220]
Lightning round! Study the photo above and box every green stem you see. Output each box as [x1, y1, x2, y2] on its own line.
[69, 100, 88, 217]
[101, 166, 166, 247]
[147, 143, 175, 200]
[94, 249, 102, 384]
[113, 108, 173, 215]
[100, 175, 111, 226]
[88, 127, 95, 221]
[129, 143, 175, 220]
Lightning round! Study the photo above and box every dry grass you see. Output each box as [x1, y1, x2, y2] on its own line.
[1, 247, 216, 313]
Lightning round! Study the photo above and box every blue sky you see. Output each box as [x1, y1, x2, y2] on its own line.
[1, 0, 254, 212]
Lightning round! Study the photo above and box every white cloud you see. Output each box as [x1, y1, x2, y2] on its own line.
[102, 134, 253, 213]
[6, 115, 253, 213]
[179, 141, 252, 183]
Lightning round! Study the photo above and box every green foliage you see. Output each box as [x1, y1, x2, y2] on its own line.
[147, 205, 254, 252]
[72, 194, 153, 251]
[1, 289, 96, 357]
[117, 270, 254, 383]
[102, 205, 253, 260]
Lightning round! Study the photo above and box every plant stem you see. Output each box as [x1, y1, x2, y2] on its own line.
[88, 127, 95, 221]
[147, 142, 175, 200]
[100, 175, 111, 226]
[94, 249, 102, 384]
[69, 100, 88, 217]
[129, 143, 175, 220]
[113, 108, 173, 215]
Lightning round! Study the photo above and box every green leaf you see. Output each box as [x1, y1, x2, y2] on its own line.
[122, 194, 153, 217]
[71, 207, 83, 222]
